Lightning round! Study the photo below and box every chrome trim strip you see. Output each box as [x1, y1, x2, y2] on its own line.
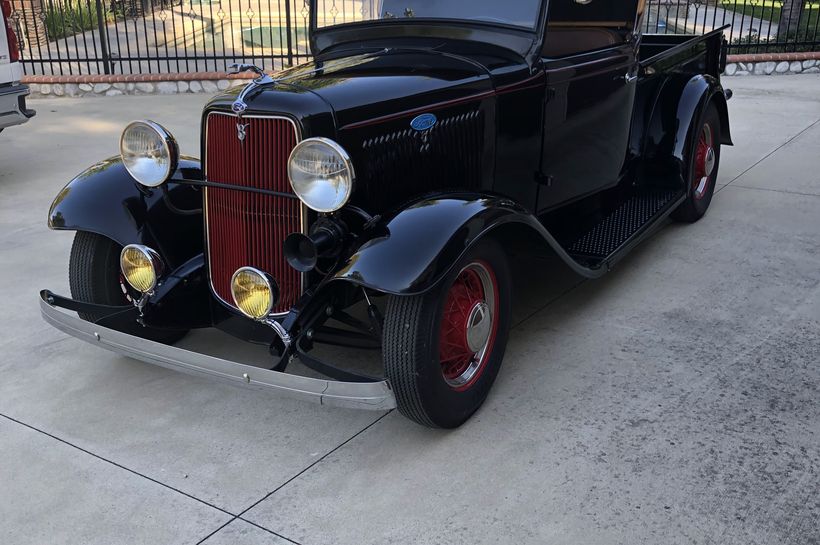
[203, 111, 307, 317]
[40, 297, 396, 411]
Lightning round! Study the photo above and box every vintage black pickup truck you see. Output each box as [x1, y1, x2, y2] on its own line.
[40, 0, 732, 428]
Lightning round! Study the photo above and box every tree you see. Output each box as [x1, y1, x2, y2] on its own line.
[777, 0, 806, 40]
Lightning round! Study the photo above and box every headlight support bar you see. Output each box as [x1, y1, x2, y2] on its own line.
[169, 177, 300, 200]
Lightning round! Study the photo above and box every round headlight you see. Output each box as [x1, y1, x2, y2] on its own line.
[120, 244, 163, 293]
[120, 120, 178, 187]
[231, 267, 280, 320]
[287, 138, 354, 213]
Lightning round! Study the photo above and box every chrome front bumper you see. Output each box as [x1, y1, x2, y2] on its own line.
[39, 296, 396, 411]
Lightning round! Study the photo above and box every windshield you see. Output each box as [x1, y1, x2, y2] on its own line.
[313, 0, 543, 31]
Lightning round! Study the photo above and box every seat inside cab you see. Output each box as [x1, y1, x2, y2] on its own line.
[542, 0, 643, 58]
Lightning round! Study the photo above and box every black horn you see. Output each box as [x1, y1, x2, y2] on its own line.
[283, 220, 346, 272]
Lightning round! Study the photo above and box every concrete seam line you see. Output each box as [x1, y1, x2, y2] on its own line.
[194, 516, 302, 545]
[717, 116, 820, 195]
[234, 410, 393, 520]
[0, 412, 237, 518]
[195, 517, 239, 545]
[724, 184, 820, 199]
[234, 518, 303, 545]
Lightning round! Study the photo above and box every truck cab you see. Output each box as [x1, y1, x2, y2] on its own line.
[0, 0, 34, 133]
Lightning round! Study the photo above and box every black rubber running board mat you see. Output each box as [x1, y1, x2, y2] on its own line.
[567, 190, 680, 259]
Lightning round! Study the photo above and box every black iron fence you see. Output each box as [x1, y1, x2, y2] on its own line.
[7, 0, 820, 76]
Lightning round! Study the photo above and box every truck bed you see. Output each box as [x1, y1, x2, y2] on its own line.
[640, 27, 729, 78]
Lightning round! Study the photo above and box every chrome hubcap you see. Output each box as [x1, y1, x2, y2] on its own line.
[694, 146, 714, 198]
[694, 124, 715, 200]
[466, 301, 492, 353]
[692, 123, 717, 199]
[704, 146, 716, 177]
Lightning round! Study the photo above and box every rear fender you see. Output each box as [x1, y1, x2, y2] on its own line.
[330, 194, 603, 296]
[48, 156, 204, 269]
[643, 74, 733, 186]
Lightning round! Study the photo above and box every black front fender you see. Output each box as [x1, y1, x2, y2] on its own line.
[331, 194, 604, 296]
[48, 156, 204, 269]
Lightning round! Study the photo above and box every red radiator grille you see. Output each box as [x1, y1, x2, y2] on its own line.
[205, 113, 302, 315]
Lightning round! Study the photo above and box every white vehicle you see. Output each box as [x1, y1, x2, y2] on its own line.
[0, 0, 34, 132]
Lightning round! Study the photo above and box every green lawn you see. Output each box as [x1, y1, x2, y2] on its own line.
[720, 0, 819, 25]
[720, 0, 819, 51]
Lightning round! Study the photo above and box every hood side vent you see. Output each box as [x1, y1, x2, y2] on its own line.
[356, 109, 484, 210]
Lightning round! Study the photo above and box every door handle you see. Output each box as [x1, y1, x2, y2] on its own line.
[623, 72, 638, 83]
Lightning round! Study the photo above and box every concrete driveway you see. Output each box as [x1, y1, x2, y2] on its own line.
[1, 75, 819, 545]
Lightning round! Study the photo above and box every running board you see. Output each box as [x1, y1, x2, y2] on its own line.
[564, 189, 684, 270]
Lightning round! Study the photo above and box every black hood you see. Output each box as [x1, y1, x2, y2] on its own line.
[270, 49, 493, 129]
[205, 44, 527, 133]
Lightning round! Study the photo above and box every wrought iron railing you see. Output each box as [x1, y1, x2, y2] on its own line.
[7, 0, 820, 76]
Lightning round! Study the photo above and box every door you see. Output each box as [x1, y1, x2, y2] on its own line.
[536, 0, 643, 212]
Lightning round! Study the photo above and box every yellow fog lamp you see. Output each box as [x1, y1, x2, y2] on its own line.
[231, 267, 279, 320]
[120, 244, 163, 293]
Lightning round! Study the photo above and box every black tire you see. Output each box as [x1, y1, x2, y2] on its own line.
[383, 239, 512, 428]
[672, 103, 722, 223]
[69, 231, 188, 344]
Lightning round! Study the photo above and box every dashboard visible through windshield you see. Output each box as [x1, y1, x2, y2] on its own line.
[313, 0, 542, 31]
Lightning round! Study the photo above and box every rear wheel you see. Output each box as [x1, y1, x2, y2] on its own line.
[672, 103, 722, 223]
[383, 239, 512, 428]
[69, 231, 188, 344]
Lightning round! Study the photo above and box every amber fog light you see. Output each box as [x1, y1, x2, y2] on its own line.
[231, 267, 279, 320]
[120, 245, 163, 293]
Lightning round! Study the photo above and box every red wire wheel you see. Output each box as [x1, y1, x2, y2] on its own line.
[383, 239, 512, 428]
[438, 261, 498, 391]
[692, 122, 716, 201]
[672, 103, 721, 223]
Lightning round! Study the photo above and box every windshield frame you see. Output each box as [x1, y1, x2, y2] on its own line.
[308, 0, 548, 60]
[310, 0, 545, 33]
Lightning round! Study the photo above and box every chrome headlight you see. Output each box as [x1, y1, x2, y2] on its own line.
[287, 137, 355, 213]
[120, 120, 178, 187]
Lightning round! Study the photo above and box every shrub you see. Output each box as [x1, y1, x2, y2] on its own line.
[44, 1, 108, 41]
[731, 27, 819, 52]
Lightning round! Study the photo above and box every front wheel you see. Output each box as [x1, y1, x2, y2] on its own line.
[69, 231, 188, 344]
[383, 239, 512, 428]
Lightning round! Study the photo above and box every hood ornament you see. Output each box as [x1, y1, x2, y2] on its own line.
[229, 63, 276, 137]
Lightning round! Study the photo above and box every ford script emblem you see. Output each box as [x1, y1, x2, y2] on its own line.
[410, 113, 437, 131]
